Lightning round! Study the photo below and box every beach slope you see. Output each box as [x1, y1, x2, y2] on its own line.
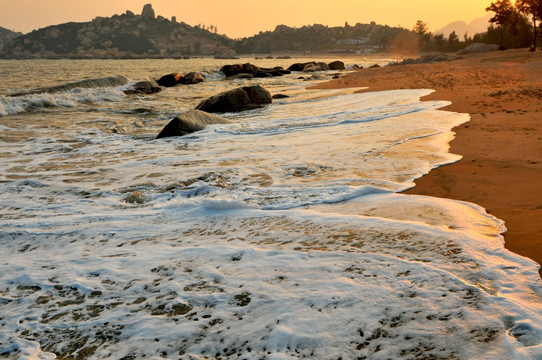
[314, 49, 542, 270]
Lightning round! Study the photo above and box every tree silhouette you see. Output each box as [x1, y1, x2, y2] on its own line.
[515, 0, 542, 49]
[412, 20, 428, 50]
[486, 0, 514, 47]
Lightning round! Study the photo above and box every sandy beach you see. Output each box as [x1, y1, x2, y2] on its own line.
[315, 49, 542, 272]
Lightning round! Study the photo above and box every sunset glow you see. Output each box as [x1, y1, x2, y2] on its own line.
[2, 0, 490, 37]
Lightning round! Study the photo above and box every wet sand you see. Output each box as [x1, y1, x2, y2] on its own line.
[313, 49, 542, 272]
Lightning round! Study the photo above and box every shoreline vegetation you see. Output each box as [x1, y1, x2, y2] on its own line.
[313, 48, 542, 275]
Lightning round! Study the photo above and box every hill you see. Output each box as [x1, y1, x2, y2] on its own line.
[233, 22, 409, 54]
[435, 14, 492, 37]
[0, 26, 22, 49]
[0, 4, 235, 59]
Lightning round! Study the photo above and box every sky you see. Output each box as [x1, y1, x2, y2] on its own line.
[1, 0, 491, 38]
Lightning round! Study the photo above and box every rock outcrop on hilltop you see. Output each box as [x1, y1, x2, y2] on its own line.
[0, 4, 235, 59]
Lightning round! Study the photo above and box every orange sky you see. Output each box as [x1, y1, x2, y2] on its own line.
[1, 0, 490, 38]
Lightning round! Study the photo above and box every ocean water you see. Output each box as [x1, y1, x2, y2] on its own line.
[0, 57, 541, 360]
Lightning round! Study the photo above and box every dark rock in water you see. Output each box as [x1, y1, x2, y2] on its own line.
[226, 73, 254, 80]
[9, 75, 129, 97]
[328, 60, 345, 70]
[274, 67, 291, 75]
[156, 109, 231, 139]
[369, 64, 381, 68]
[157, 73, 182, 87]
[195, 85, 272, 113]
[124, 79, 161, 94]
[242, 63, 260, 74]
[221, 63, 261, 77]
[253, 71, 273, 78]
[179, 72, 204, 85]
[272, 94, 289, 99]
[303, 62, 330, 72]
[242, 85, 272, 105]
[288, 62, 316, 72]
[332, 74, 341, 79]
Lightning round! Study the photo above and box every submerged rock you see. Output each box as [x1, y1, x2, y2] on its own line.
[272, 94, 290, 99]
[195, 85, 272, 113]
[156, 109, 231, 139]
[9, 75, 129, 96]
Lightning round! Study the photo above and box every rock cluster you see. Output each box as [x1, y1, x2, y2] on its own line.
[288, 60, 345, 72]
[397, 54, 460, 65]
[156, 72, 204, 87]
[220, 63, 291, 79]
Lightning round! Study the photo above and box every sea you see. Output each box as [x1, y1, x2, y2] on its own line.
[0, 57, 541, 360]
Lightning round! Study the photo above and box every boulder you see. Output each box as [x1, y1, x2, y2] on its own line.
[221, 63, 260, 77]
[328, 60, 345, 70]
[195, 85, 272, 113]
[124, 79, 161, 95]
[457, 43, 499, 55]
[288, 62, 315, 72]
[369, 64, 381, 68]
[303, 62, 330, 72]
[242, 85, 273, 105]
[179, 72, 204, 85]
[157, 73, 182, 87]
[141, 4, 155, 20]
[156, 110, 231, 139]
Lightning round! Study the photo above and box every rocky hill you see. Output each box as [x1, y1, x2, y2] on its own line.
[0, 26, 22, 49]
[0, 4, 235, 59]
[233, 23, 409, 54]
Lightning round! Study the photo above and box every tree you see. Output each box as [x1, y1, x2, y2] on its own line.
[515, 0, 542, 49]
[486, 0, 514, 47]
[412, 20, 428, 50]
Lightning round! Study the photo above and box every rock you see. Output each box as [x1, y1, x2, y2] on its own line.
[242, 85, 272, 105]
[303, 62, 330, 72]
[369, 64, 381, 68]
[141, 4, 155, 20]
[157, 73, 182, 87]
[9, 75, 129, 96]
[328, 60, 345, 70]
[226, 73, 254, 80]
[195, 85, 272, 113]
[124, 79, 161, 94]
[179, 72, 204, 85]
[457, 43, 499, 55]
[221, 64, 245, 77]
[272, 94, 289, 99]
[332, 74, 341, 79]
[156, 109, 231, 139]
[253, 71, 273, 78]
[221, 63, 260, 77]
[288, 62, 315, 72]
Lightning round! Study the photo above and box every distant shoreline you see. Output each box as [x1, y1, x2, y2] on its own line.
[313, 48, 542, 274]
